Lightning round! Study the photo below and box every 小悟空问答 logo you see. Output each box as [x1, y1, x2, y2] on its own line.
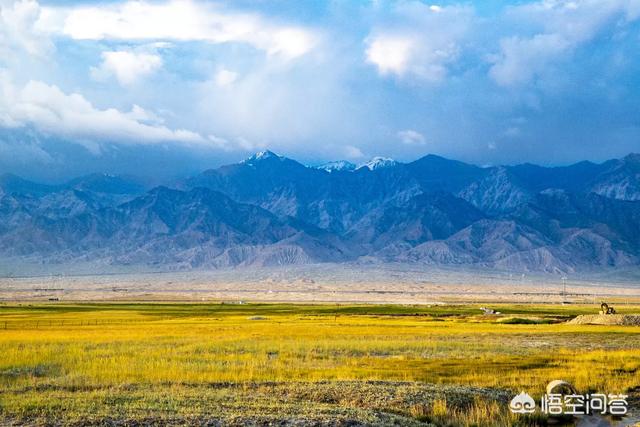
[509, 391, 536, 414]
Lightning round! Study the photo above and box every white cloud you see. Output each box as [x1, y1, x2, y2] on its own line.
[91, 50, 162, 86]
[215, 69, 238, 87]
[397, 129, 426, 145]
[489, 0, 640, 86]
[489, 34, 570, 86]
[344, 145, 364, 159]
[365, 4, 473, 82]
[207, 134, 231, 150]
[0, 0, 53, 57]
[194, 47, 363, 153]
[0, 73, 206, 150]
[206, 134, 260, 152]
[48, 0, 317, 60]
[365, 36, 414, 77]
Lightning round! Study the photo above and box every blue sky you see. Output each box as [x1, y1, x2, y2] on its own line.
[1, 0, 640, 181]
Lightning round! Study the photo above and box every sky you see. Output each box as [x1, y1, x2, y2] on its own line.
[1, 0, 640, 182]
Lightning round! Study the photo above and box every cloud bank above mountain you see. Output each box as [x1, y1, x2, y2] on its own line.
[1, 0, 640, 181]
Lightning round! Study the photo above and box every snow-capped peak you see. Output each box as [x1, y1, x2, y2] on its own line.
[242, 150, 282, 165]
[316, 160, 356, 173]
[357, 157, 398, 171]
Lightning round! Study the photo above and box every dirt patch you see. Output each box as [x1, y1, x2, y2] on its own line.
[568, 314, 640, 326]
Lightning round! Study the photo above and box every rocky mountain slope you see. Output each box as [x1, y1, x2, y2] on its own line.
[1, 151, 639, 273]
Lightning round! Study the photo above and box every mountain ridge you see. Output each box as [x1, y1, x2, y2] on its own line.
[1, 151, 639, 273]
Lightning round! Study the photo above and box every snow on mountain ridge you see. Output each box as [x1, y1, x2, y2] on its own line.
[357, 157, 398, 171]
[242, 150, 283, 165]
[316, 160, 356, 173]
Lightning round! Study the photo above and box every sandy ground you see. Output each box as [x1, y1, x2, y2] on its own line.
[2, 265, 640, 304]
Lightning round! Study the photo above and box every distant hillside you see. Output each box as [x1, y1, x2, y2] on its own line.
[1, 151, 639, 273]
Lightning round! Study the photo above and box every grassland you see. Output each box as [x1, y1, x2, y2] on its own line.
[0, 302, 639, 426]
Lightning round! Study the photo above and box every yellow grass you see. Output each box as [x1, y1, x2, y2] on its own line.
[0, 302, 639, 425]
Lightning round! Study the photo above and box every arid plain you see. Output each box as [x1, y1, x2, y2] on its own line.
[2, 264, 640, 304]
[1, 266, 640, 426]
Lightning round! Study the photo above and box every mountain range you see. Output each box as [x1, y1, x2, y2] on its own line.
[1, 151, 639, 273]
